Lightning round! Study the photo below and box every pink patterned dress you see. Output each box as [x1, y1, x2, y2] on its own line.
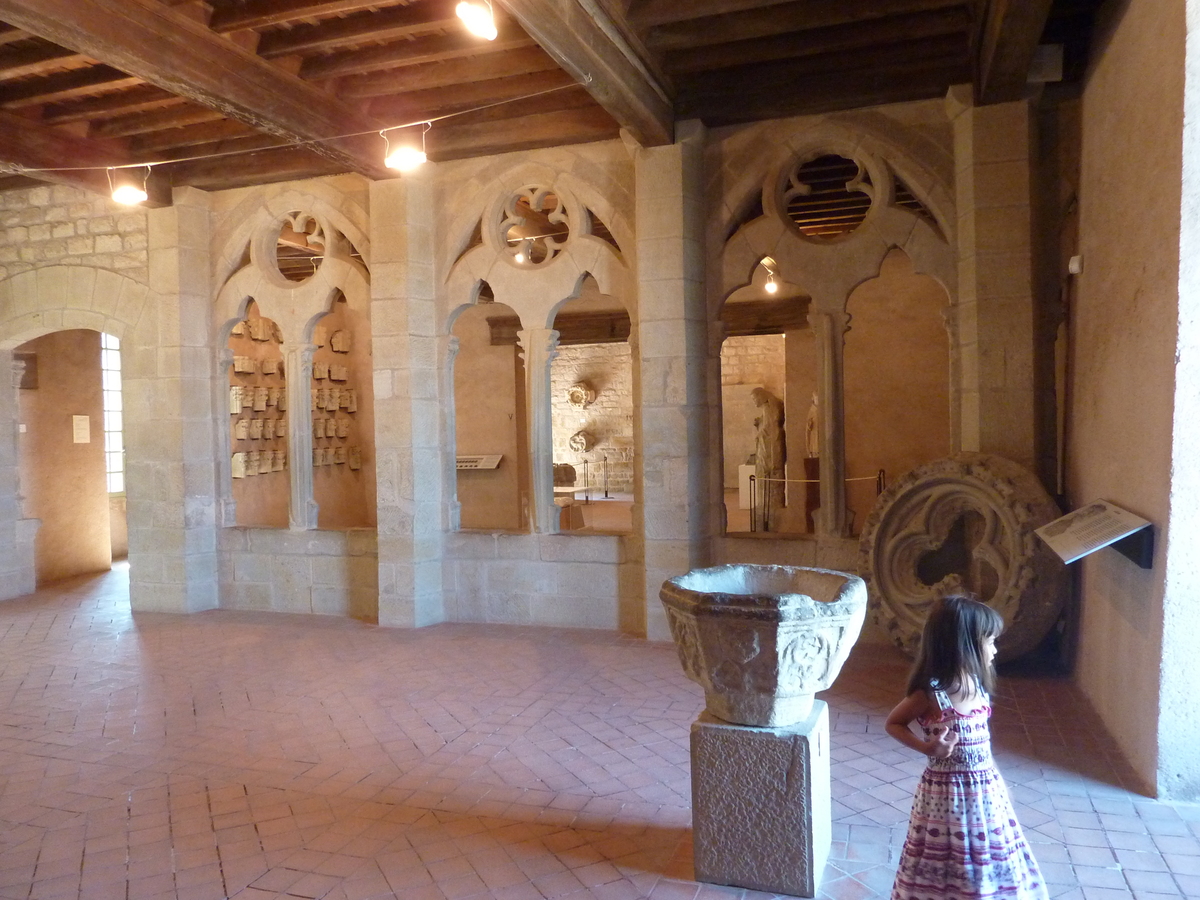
[891, 681, 1048, 900]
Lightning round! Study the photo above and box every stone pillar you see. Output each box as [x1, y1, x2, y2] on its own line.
[0, 356, 36, 598]
[518, 327, 560, 533]
[692, 703, 831, 897]
[813, 310, 848, 536]
[370, 172, 445, 627]
[949, 87, 1037, 472]
[129, 186, 219, 612]
[287, 344, 319, 530]
[635, 119, 711, 641]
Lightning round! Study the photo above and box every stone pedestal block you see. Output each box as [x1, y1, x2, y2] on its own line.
[691, 702, 830, 897]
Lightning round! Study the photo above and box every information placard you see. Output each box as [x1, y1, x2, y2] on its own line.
[1035, 500, 1151, 564]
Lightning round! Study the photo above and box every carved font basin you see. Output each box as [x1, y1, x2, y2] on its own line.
[660, 565, 867, 727]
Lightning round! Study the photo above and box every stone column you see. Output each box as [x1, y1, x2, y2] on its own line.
[129, 186, 219, 612]
[635, 119, 711, 640]
[813, 309, 849, 536]
[286, 344, 319, 530]
[518, 326, 560, 533]
[948, 87, 1037, 472]
[0, 356, 36, 598]
[370, 172, 445, 627]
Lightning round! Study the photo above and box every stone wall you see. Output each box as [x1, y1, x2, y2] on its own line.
[550, 342, 633, 494]
[0, 186, 147, 284]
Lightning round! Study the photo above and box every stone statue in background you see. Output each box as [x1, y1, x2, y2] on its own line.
[751, 387, 786, 531]
[806, 391, 819, 458]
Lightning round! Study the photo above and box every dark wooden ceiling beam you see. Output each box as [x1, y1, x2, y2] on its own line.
[341, 45, 561, 99]
[663, 6, 972, 75]
[208, 0, 410, 32]
[0, 23, 29, 46]
[497, 0, 672, 146]
[40, 86, 183, 126]
[0, 67, 141, 109]
[976, 0, 1055, 103]
[0, 106, 172, 205]
[89, 104, 224, 139]
[0, 42, 90, 79]
[300, 25, 535, 80]
[0, 0, 390, 178]
[628, 0, 795, 30]
[369, 68, 577, 124]
[645, 0, 965, 51]
[256, 2, 459, 58]
[677, 38, 971, 123]
[132, 132, 286, 165]
[129, 118, 259, 154]
[157, 144, 345, 189]
[427, 97, 619, 160]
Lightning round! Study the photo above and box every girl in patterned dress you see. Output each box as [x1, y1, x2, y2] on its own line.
[886, 595, 1048, 900]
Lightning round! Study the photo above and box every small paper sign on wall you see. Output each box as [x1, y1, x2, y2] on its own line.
[72, 415, 90, 444]
[1035, 500, 1152, 566]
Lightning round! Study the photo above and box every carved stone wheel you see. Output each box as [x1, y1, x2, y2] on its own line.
[858, 453, 1067, 663]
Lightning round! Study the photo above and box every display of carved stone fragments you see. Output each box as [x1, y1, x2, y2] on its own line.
[263, 418, 275, 439]
[323, 448, 335, 466]
[234, 418, 250, 440]
[241, 388, 253, 410]
[249, 418, 263, 440]
[228, 386, 241, 415]
[275, 418, 287, 439]
[253, 386, 268, 411]
[334, 446, 347, 465]
[858, 452, 1068, 662]
[230, 321, 246, 336]
[348, 447, 361, 470]
[273, 449, 286, 471]
[331, 330, 351, 353]
[262, 358, 279, 376]
[336, 419, 349, 439]
[267, 386, 280, 407]
[313, 325, 327, 347]
[568, 430, 594, 452]
[246, 450, 260, 475]
[314, 418, 326, 439]
[312, 448, 321, 467]
[566, 381, 596, 409]
[231, 452, 246, 479]
[311, 388, 319, 411]
[660, 564, 867, 727]
[313, 361, 329, 380]
[347, 389, 357, 413]
[258, 451, 272, 474]
[325, 390, 340, 411]
[276, 390, 286, 412]
[232, 356, 253, 375]
[330, 365, 348, 382]
[249, 318, 271, 342]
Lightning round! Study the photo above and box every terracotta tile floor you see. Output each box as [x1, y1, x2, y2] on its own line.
[1, 565, 1198, 900]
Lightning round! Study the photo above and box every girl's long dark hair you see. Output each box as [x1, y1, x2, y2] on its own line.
[906, 594, 1004, 696]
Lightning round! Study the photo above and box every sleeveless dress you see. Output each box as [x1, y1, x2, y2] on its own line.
[891, 680, 1048, 900]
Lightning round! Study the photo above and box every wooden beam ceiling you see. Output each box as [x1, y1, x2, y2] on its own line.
[0, 0, 390, 178]
[497, 0, 673, 147]
[976, 0, 1056, 103]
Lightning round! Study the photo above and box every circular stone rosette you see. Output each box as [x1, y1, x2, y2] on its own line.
[857, 453, 1067, 662]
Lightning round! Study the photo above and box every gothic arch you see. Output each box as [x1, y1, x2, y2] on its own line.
[0, 266, 156, 350]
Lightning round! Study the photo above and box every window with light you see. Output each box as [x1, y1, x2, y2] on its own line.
[101, 333, 124, 494]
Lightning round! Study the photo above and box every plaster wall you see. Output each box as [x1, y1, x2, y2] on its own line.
[844, 249, 951, 534]
[16, 329, 111, 583]
[1072, 0, 1183, 794]
[453, 303, 525, 530]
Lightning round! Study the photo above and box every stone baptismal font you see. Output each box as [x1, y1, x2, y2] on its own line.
[661, 564, 867, 897]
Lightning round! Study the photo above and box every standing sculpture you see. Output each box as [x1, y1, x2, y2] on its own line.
[751, 387, 786, 531]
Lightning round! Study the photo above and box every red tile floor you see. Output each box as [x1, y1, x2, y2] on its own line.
[0, 565, 1197, 900]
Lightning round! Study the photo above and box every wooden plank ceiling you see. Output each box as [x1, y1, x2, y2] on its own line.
[0, 0, 1099, 199]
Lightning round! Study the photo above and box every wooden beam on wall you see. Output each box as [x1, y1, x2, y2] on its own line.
[0, 0, 390, 178]
[975, 0, 1055, 104]
[497, 0, 673, 147]
[0, 107, 171, 205]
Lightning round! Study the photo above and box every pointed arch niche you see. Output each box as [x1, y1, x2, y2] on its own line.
[843, 248, 951, 535]
[451, 287, 530, 531]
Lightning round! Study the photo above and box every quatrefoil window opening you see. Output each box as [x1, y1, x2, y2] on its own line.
[276, 211, 326, 282]
[501, 187, 571, 266]
[782, 154, 873, 241]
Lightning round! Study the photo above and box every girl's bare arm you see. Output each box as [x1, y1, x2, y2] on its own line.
[885, 689, 958, 758]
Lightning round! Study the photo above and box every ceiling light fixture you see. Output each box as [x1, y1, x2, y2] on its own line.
[456, 0, 498, 40]
[382, 123, 430, 171]
[108, 166, 149, 205]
